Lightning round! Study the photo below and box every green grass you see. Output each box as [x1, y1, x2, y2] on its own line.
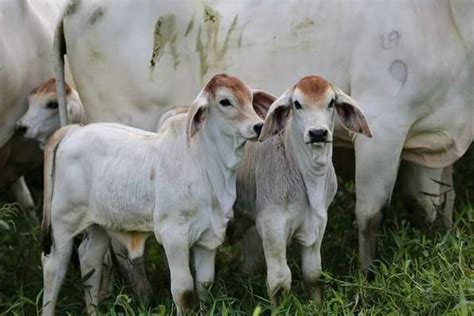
[1, 149, 473, 315]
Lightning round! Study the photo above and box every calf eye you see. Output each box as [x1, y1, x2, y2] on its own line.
[219, 99, 232, 107]
[46, 101, 59, 109]
[328, 99, 335, 108]
[294, 100, 302, 109]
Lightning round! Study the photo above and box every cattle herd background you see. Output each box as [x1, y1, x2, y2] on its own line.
[0, 1, 473, 315]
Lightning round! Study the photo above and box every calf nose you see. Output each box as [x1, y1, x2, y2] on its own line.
[253, 123, 263, 136]
[15, 123, 28, 136]
[308, 128, 328, 143]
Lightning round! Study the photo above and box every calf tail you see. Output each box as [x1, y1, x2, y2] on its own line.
[42, 126, 77, 255]
[54, 15, 68, 127]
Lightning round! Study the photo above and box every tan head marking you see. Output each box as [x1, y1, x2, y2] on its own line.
[30, 78, 72, 96]
[295, 76, 331, 106]
[204, 74, 252, 107]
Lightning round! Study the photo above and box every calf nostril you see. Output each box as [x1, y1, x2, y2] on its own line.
[16, 124, 28, 135]
[254, 123, 263, 136]
[308, 129, 328, 142]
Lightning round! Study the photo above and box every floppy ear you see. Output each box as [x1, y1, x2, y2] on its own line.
[333, 87, 372, 138]
[66, 98, 85, 124]
[251, 89, 276, 119]
[258, 87, 294, 142]
[186, 90, 209, 145]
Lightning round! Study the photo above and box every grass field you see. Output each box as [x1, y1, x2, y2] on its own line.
[0, 148, 472, 315]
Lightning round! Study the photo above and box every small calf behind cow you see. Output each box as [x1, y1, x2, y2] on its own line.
[17, 78, 86, 147]
[0, 79, 84, 224]
[40, 74, 270, 315]
[233, 76, 372, 303]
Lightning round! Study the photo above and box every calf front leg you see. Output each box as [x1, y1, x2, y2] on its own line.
[193, 245, 216, 302]
[10, 176, 37, 224]
[159, 231, 195, 315]
[301, 219, 327, 303]
[257, 214, 291, 305]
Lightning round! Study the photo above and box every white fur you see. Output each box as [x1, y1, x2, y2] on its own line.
[235, 77, 371, 303]
[41, 74, 263, 315]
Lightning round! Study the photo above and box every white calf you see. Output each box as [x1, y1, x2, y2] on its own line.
[234, 76, 372, 304]
[41, 74, 269, 315]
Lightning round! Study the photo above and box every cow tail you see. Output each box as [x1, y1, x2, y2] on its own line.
[42, 126, 76, 255]
[54, 15, 68, 127]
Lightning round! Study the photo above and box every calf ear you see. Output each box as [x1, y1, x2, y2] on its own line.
[186, 90, 209, 145]
[258, 87, 293, 142]
[333, 87, 372, 138]
[66, 99, 84, 125]
[252, 89, 276, 119]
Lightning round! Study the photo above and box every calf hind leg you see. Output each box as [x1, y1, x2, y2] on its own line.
[78, 225, 110, 315]
[41, 229, 74, 316]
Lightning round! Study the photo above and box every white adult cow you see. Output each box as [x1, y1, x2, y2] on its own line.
[56, 0, 474, 273]
[0, 0, 66, 219]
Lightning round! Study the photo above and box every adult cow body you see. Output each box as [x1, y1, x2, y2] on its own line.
[57, 0, 474, 272]
[0, 0, 66, 219]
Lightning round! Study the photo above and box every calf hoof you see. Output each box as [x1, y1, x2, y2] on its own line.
[269, 286, 289, 306]
[175, 289, 197, 315]
[305, 282, 323, 303]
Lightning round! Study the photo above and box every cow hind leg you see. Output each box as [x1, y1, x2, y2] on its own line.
[78, 225, 110, 315]
[439, 165, 455, 227]
[353, 120, 407, 277]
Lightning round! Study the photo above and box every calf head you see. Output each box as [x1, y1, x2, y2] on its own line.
[186, 74, 271, 146]
[16, 78, 83, 147]
[260, 76, 372, 154]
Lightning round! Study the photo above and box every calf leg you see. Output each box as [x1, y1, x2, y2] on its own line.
[240, 226, 263, 274]
[193, 246, 216, 302]
[10, 176, 37, 224]
[78, 225, 110, 315]
[257, 214, 291, 305]
[41, 229, 74, 316]
[110, 239, 152, 305]
[160, 232, 194, 315]
[301, 220, 327, 303]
